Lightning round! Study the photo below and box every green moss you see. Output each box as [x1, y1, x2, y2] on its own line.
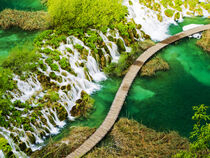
[74, 44, 84, 52]
[129, 0, 133, 5]
[174, 12, 181, 21]
[50, 63, 59, 71]
[117, 38, 126, 52]
[0, 136, 12, 156]
[164, 9, 175, 17]
[70, 91, 94, 118]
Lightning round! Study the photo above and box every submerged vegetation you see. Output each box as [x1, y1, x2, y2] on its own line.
[0, 9, 49, 30]
[140, 56, 170, 77]
[197, 30, 210, 53]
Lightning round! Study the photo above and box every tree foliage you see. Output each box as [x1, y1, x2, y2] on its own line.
[47, 0, 127, 29]
[174, 104, 210, 158]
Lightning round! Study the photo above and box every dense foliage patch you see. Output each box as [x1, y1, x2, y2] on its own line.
[48, 0, 127, 29]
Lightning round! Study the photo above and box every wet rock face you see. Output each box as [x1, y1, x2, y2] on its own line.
[70, 90, 94, 118]
[117, 38, 126, 52]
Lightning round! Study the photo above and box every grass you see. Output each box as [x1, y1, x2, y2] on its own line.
[30, 118, 189, 158]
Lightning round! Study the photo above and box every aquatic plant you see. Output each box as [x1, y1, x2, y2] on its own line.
[197, 30, 210, 53]
[32, 118, 189, 157]
[0, 9, 49, 30]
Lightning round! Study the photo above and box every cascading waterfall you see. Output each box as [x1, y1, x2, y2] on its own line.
[0, 27, 134, 157]
[123, 0, 210, 41]
[0, 0, 209, 157]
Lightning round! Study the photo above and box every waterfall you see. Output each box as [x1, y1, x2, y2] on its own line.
[123, 0, 210, 41]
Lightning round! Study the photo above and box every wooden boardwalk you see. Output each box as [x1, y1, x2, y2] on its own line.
[66, 24, 210, 158]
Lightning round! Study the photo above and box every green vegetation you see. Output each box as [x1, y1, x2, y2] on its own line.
[164, 9, 175, 17]
[31, 118, 189, 158]
[46, 90, 60, 102]
[31, 126, 96, 158]
[1, 43, 40, 75]
[104, 40, 155, 76]
[70, 91, 95, 118]
[48, 0, 127, 29]
[140, 56, 170, 77]
[0, 136, 12, 156]
[197, 30, 210, 53]
[174, 104, 210, 158]
[0, 9, 49, 30]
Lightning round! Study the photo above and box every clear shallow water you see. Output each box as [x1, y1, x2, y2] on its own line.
[0, 0, 43, 63]
[0, 28, 39, 63]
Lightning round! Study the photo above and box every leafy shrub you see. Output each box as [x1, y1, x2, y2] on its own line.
[46, 91, 60, 102]
[174, 104, 210, 158]
[59, 58, 70, 69]
[0, 68, 14, 93]
[1, 43, 40, 75]
[50, 63, 59, 71]
[48, 0, 127, 29]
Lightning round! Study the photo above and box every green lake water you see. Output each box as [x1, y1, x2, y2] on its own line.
[0, 28, 38, 63]
[0, 0, 45, 11]
[0, 0, 43, 63]
[48, 17, 210, 142]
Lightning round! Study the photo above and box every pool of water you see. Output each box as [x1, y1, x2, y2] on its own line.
[120, 37, 210, 137]
[0, 0, 43, 63]
[0, 28, 39, 63]
[0, 0, 45, 11]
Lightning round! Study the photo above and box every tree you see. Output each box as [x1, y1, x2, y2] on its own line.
[47, 0, 127, 29]
[174, 104, 210, 158]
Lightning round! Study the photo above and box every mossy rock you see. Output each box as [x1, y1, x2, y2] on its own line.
[108, 36, 115, 42]
[128, 29, 135, 42]
[26, 131, 36, 144]
[129, 0, 133, 5]
[19, 142, 27, 151]
[49, 72, 57, 80]
[164, 9, 175, 17]
[70, 91, 94, 118]
[117, 38, 126, 52]
[157, 14, 163, 22]
[136, 24, 142, 29]
[174, 12, 181, 21]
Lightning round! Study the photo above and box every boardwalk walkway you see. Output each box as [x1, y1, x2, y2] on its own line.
[67, 24, 210, 158]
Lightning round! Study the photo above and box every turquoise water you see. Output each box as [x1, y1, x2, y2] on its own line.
[44, 17, 210, 142]
[0, 28, 39, 63]
[0, 0, 43, 63]
[0, 0, 45, 11]
[120, 38, 210, 137]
